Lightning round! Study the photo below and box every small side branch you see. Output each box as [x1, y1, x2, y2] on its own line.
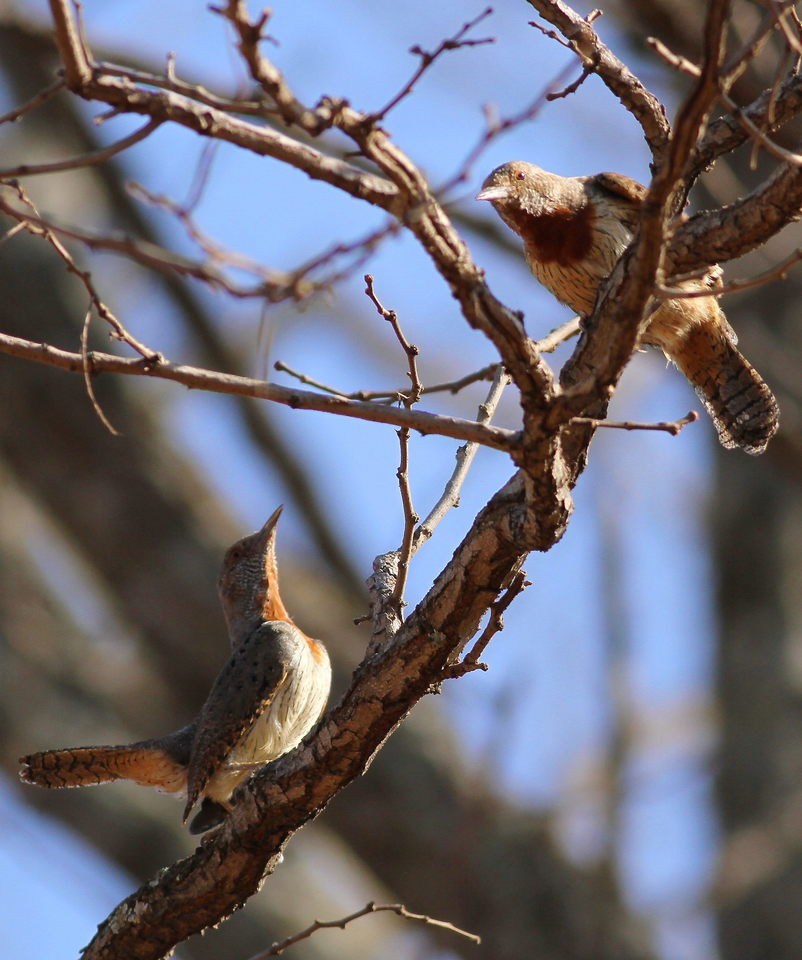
[0, 77, 66, 126]
[570, 410, 699, 436]
[251, 900, 481, 958]
[2, 184, 161, 362]
[443, 567, 530, 678]
[0, 118, 162, 179]
[413, 364, 511, 554]
[364, 275, 422, 612]
[525, 0, 671, 159]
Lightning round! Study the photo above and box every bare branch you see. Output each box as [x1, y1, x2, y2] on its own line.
[526, 0, 671, 159]
[80, 307, 120, 436]
[48, 0, 92, 88]
[369, 8, 494, 122]
[0, 332, 521, 452]
[0, 76, 66, 126]
[692, 71, 802, 176]
[251, 900, 481, 958]
[442, 566, 529, 678]
[363, 275, 422, 612]
[2, 184, 161, 361]
[0, 118, 162, 178]
[533, 315, 582, 354]
[273, 359, 500, 403]
[412, 364, 511, 554]
[570, 410, 699, 436]
[659, 246, 802, 299]
[649, 36, 802, 167]
[670, 160, 802, 273]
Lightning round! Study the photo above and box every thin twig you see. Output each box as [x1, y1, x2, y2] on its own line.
[0, 77, 66, 126]
[0, 118, 162, 179]
[412, 364, 511, 554]
[526, 0, 671, 161]
[80, 308, 119, 436]
[570, 410, 699, 436]
[273, 359, 499, 403]
[648, 35, 802, 167]
[659, 245, 802, 299]
[368, 8, 494, 122]
[249, 900, 481, 958]
[533, 316, 582, 353]
[443, 567, 529, 678]
[439, 56, 580, 194]
[2, 184, 161, 361]
[364, 274, 421, 611]
[272, 361, 352, 400]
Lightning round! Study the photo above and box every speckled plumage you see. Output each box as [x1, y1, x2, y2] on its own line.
[19, 508, 332, 833]
[477, 161, 779, 454]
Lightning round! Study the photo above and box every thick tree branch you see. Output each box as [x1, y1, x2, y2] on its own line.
[670, 159, 802, 272]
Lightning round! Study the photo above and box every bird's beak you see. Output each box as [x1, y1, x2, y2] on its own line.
[261, 504, 283, 538]
[476, 184, 509, 202]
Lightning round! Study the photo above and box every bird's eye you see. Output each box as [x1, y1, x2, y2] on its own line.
[515, 171, 526, 181]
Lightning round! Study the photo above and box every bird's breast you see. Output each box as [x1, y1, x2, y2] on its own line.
[511, 201, 631, 316]
[228, 636, 331, 768]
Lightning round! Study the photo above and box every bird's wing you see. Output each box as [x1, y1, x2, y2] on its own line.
[593, 172, 648, 206]
[183, 620, 299, 819]
[592, 173, 648, 232]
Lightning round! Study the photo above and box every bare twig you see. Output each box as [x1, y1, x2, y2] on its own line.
[443, 567, 529, 678]
[692, 71, 802, 176]
[0, 118, 162, 178]
[649, 36, 802, 167]
[2, 184, 160, 361]
[272, 361, 352, 400]
[213, 0, 330, 133]
[250, 900, 481, 958]
[533, 316, 582, 353]
[659, 246, 802, 299]
[0, 77, 66, 126]
[369, 8, 494, 121]
[80, 308, 119, 436]
[273, 359, 500, 403]
[570, 410, 699, 436]
[48, 0, 93, 88]
[364, 275, 422, 611]
[412, 364, 511, 554]
[526, 0, 671, 160]
[440, 56, 580, 194]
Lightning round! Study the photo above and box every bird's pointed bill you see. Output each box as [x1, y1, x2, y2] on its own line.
[476, 184, 509, 202]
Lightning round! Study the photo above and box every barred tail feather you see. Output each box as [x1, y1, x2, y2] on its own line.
[668, 323, 779, 455]
[20, 743, 188, 793]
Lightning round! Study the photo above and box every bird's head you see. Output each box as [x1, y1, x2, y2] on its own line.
[217, 505, 289, 643]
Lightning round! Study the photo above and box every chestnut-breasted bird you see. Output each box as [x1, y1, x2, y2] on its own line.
[477, 161, 779, 454]
[19, 507, 331, 834]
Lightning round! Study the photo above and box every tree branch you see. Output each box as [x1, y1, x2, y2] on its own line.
[0, 332, 520, 452]
[526, 0, 671, 160]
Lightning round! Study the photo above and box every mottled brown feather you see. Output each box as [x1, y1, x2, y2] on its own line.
[182, 620, 295, 820]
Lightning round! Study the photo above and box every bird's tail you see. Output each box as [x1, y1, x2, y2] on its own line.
[670, 322, 778, 454]
[20, 742, 188, 793]
[649, 299, 779, 455]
